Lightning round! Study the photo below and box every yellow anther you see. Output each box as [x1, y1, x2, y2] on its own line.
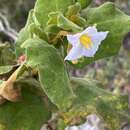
[80, 34, 93, 49]
[72, 60, 78, 64]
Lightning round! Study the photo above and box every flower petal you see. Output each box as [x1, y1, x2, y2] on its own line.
[65, 26, 109, 60]
[87, 114, 101, 125]
[65, 44, 83, 61]
[82, 46, 97, 57]
[65, 126, 79, 130]
[82, 26, 97, 36]
[67, 33, 81, 46]
[82, 31, 108, 57]
[92, 31, 109, 44]
[79, 123, 92, 130]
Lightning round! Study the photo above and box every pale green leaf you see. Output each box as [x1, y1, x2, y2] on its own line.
[63, 77, 129, 130]
[0, 43, 16, 66]
[57, 14, 83, 32]
[22, 38, 74, 110]
[0, 66, 13, 75]
[16, 10, 48, 56]
[33, 0, 75, 27]
[77, 0, 92, 8]
[16, 10, 34, 56]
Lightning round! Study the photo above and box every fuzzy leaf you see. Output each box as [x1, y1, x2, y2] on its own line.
[62, 77, 129, 130]
[65, 2, 87, 28]
[16, 10, 48, 56]
[57, 14, 83, 32]
[0, 66, 13, 75]
[66, 2, 81, 17]
[77, 0, 92, 8]
[0, 43, 16, 66]
[0, 78, 51, 130]
[16, 10, 34, 56]
[22, 38, 74, 110]
[34, 0, 75, 27]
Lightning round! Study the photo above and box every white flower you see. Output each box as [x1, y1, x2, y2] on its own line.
[64, 114, 105, 130]
[79, 122, 92, 130]
[65, 126, 79, 130]
[65, 26, 109, 61]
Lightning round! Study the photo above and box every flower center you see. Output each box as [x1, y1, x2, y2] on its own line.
[80, 34, 93, 49]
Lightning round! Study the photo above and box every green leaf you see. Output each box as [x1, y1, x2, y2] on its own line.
[0, 78, 51, 130]
[16, 10, 34, 56]
[22, 38, 74, 110]
[0, 66, 13, 75]
[29, 23, 48, 41]
[63, 77, 129, 130]
[65, 2, 81, 17]
[45, 24, 62, 45]
[73, 2, 130, 68]
[77, 0, 92, 8]
[17, 10, 34, 45]
[57, 119, 66, 130]
[57, 14, 83, 32]
[65, 2, 87, 27]
[33, 0, 75, 27]
[0, 43, 16, 66]
[16, 10, 48, 56]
